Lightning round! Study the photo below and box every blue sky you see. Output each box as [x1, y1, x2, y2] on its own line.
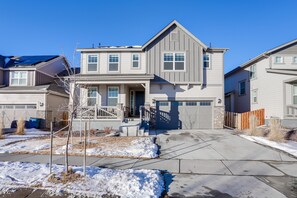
[1, 0, 297, 73]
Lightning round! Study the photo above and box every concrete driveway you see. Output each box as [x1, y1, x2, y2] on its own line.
[154, 129, 297, 198]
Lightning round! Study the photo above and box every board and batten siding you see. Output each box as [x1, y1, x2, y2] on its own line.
[35, 71, 54, 86]
[0, 69, 3, 85]
[145, 24, 203, 83]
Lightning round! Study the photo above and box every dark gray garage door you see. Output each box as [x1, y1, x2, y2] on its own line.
[155, 101, 212, 130]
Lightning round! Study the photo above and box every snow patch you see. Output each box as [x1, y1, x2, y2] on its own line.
[240, 135, 297, 157]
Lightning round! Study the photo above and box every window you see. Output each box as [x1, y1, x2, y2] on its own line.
[252, 90, 258, 104]
[108, 87, 119, 106]
[186, 101, 198, 106]
[0, 104, 36, 109]
[87, 55, 98, 72]
[239, 81, 246, 96]
[293, 57, 297, 64]
[275, 56, 283, 64]
[10, 71, 27, 86]
[87, 87, 97, 106]
[200, 101, 211, 106]
[163, 52, 185, 71]
[158, 102, 169, 106]
[132, 54, 140, 68]
[203, 54, 210, 68]
[293, 85, 297, 105]
[109, 54, 119, 71]
[250, 64, 256, 79]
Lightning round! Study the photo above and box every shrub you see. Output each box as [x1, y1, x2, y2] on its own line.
[16, 118, 25, 135]
[245, 114, 264, 137]
[103, 127, 113, 134]
[268, 118, 285, 142]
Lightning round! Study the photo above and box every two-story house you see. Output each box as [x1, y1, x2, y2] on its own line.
[225, 39, 297, 128]
[0, 55, 70, 128]
[73, 20, 227, 130]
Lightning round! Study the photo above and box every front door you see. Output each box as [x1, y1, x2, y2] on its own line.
[135, 91, 145, 116]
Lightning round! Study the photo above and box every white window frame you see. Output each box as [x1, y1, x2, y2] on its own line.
[108, 54, 120, 72]
[131, 53, 140, 69]
[250, 64, 256, 80]
[238, 80, 246, 96]
[87, 54, 98, 72]
[87, 87, 98, 106]
[10, 71, 28, 86]
[252, 89, 258, 104]
[107, 86, 119, 106]
[203, 54, 211, 69]
[292, 56, 297, 64]
[163, 52, 186, 71]
[275, 56, 283, 64]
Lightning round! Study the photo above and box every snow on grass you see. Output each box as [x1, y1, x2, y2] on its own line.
[240, 135, 297, 157]
[0, 136, 159, 158]
[0, 161, 164, 198]
[0, 129, 49, 147]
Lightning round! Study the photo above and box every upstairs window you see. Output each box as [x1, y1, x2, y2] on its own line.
[250, 64, 256, 79]
[293, 57, 297, 64]
[293, 85, 297, 105]
[10, 71, 27, 86]
[203, 54, 210, 68]
[87, 87, 97, 106]
[87, 55, 98, 72]
[163, 52, 185, 71]
[239, 80, 246, 96]
[275, 56, 283, 64]
[132, 54, 140, 68]
[109, 54, 119, 72]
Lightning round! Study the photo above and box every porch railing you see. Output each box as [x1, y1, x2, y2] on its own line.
[286, 105, 297, 118]
[75, 105, 122, 120]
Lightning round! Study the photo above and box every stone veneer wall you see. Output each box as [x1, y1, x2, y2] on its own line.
[214, 106, 224, 129]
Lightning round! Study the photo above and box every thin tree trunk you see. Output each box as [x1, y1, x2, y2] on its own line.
[65, 113, 73, 173]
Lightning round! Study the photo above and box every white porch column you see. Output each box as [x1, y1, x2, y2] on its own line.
[145, 81, 150, 104]
[119, 84, 126, 107]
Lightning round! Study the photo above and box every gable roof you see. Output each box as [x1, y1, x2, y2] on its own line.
[225, 38, 297, 77]
[142, 20, 208, 50]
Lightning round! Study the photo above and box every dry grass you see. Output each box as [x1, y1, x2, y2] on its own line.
[0, 119, 4, 139]
[16, 118, 25, 135]
[48, 167, 82, 184]
[268, 118, 285, 142]
[245, 114, 265, 137]
[103, 127, 113, 134]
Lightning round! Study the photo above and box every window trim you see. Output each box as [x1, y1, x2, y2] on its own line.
[131, 53, 141, 69]
[292, 56, 297, 64]
[10, 71, 28, 86]
[251, 89, 258, 104]
[274, 56, 284, 64]
[203, 53, 211, 69]
[162, 52, 186, 72]
[107, 86, 119, 106]
[108, 53, 120, 72]
[238, 80, 246, 96]
[250, 64, 257, 80]
[87, 87, 98, 106]
[87, 54, 99, 73]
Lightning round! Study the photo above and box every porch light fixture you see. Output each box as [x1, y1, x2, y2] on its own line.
[218, 99, 222, 104]
[39, 101, 44, 107]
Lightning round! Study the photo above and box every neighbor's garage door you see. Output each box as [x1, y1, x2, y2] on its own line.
[156, 101, 212, 130]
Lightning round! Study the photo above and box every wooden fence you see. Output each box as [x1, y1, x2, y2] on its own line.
[224, 109, 265, 130]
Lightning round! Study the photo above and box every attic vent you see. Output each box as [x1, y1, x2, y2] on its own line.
[170, 31, 178, 41]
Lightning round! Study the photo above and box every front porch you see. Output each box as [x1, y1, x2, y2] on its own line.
[284, 77, 297, 119]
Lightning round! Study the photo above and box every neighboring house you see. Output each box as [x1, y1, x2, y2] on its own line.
[0, 55, 70, 128]
[225, 39, 297, 128]
[73, 20, 227, 130]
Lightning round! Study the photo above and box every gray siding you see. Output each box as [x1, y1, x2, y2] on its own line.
[274, 43, 297, 54]
[35, 71, 54, 85]
[3, 70, 35, 86]
[0, 70, 3, 85]
[145, 24, 203, 83]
